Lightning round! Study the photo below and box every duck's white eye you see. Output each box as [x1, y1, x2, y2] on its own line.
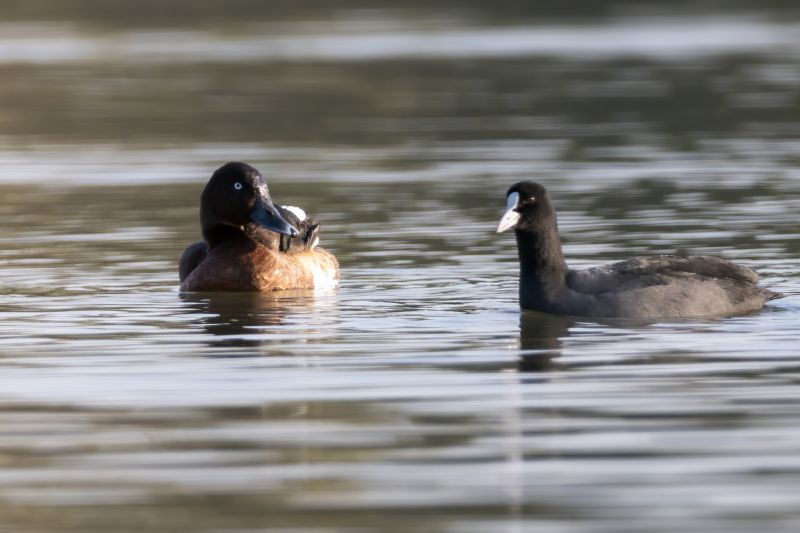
[234, 182, 243, 191]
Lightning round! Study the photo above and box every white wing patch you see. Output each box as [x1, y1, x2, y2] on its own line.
[282, 205, 307, 222]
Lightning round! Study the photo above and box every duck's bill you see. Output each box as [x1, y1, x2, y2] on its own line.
[250, 196, 299, 237]
[496, 192, 520, 233]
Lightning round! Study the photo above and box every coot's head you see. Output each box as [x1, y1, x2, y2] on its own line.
[200, 162, 298, 238]
[496, 181, 555, 233]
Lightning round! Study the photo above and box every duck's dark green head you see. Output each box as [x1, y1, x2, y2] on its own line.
[200, 162, 298, 242]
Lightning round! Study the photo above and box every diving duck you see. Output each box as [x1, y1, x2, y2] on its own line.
[179, 162, 339, 292]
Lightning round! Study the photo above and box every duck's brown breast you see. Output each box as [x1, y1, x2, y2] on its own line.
[179, 242, 339, 292]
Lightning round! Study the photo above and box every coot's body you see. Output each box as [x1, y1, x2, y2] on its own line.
[497, 181, 781, 318]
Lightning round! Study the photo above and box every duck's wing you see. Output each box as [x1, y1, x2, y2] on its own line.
[277, 205, 321, 253]
[241, 204, 321, 253]
[179, 241, 208, 282]
[567, 255, 761, 296]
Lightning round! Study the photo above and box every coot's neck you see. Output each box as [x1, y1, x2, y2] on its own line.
[515, 220, 568, 310]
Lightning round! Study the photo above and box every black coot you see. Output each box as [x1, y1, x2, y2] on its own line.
[497, 181, 782, 318]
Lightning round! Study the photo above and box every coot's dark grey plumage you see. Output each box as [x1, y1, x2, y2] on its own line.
[497, 181, 782, 318]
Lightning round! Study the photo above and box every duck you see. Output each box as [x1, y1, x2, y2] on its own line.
[497, 181, 782, 318]
[179, 162, 339, 292]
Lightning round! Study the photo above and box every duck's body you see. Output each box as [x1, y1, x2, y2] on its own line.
[179, 236, 338, 292]
[179, 162, 339, 293]
[498, 181, 781, 319]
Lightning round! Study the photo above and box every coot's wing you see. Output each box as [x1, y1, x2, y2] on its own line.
[609, 255, 759, 283]
[567, 255, 760, 296]
[179, 241, 208, 281]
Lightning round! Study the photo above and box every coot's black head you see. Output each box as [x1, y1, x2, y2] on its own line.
[200, 162, 298, 238]
[496, 181, 555, 233]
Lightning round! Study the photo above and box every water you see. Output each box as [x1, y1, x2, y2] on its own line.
[1, 3, 800, 531]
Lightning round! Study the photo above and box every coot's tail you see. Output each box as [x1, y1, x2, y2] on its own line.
[766, 290, 784, 301]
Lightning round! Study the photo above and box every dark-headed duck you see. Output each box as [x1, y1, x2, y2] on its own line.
[497, 181, 781, 318]
[179, 162, 339, 292]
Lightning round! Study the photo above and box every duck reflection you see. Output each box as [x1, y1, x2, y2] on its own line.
[518, 311, 573, 371]
[180, 290, 336, 353]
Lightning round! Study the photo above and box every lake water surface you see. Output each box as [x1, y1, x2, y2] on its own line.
[1, 4, 800, 532]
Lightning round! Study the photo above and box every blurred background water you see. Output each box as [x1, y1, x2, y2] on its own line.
[1, 1, 800, 531]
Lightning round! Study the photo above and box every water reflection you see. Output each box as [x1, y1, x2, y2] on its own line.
[517, 311, 572, 371]
[180, 290, 337, 352]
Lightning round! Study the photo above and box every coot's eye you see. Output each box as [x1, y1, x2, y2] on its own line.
[234, 182, 243, 191]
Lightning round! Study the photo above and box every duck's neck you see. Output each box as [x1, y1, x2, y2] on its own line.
[202, 222, 250, 249]
[515, 223, 568, 310]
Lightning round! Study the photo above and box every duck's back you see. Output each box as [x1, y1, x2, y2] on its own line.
[562, 255, 780, 318]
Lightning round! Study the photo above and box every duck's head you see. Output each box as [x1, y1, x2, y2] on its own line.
[496, 181, 554, 233]
[200, 162, 298, 241]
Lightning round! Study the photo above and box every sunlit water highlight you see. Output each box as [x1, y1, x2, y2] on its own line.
[2, 18, 800, 64]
